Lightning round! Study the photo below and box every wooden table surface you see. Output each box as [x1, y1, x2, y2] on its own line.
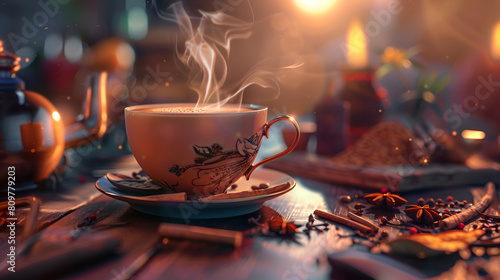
[2, 161, 500, 280]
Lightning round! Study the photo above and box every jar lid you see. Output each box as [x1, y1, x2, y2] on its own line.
[0, 41, 21, 74]
[0, 41, 24, 90]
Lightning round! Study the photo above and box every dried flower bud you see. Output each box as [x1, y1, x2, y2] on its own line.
[417, 198, 425, 206]
[309, 214, 315, 223]
[355, 203, 365, 210]
[340, 195, 352, 203]
[426, 198, 435, 208]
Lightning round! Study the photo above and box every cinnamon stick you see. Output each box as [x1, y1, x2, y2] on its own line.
[314, 210, 373, 234]
[158, 223, 242, 248]
[347, 212, 380, 232]
[439, 182, 495, 230]
[199, 182, 291, 201]
[129, 192, 187, 202]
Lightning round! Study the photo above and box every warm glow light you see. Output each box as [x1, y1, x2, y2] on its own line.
[293, 0, 336, 14]
[461, 129, 486, 140]
[491, 22, 500, 61]
[52, 111, 61, 122]
[347, 20, 368, 68]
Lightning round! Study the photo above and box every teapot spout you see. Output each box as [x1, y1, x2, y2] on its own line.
[65, 72, 108, 148]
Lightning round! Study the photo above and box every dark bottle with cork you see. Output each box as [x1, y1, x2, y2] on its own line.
[314, 78, 349, 156]
[339, 68, 384, 147]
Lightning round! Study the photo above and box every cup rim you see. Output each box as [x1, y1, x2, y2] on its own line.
[125, 103, 267, 116]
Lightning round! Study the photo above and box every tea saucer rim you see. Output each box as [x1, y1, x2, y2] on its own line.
[94, 168, 295, 218]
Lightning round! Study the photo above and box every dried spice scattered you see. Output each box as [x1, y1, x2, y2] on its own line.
[267, 216, 298, 234]
[365, 192, 407, 208]
[251, 183, 270, 190]
[404, 205, 441, 225]
[339, 195, 352, 203]
[410, 227, 418, 234]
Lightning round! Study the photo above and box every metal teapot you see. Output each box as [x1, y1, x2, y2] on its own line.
[0, 42, 107, 185]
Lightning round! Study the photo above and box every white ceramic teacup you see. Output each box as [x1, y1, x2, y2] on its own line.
[125, 103, 299, 198]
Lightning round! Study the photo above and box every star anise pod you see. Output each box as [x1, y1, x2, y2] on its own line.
[405, 205, 441, 224]
[364, 192, 407, 208]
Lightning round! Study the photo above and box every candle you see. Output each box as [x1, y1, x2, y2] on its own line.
[346, 20, 368, 68]
[338, 20, 382, 147]
[293, 0, 336, 14]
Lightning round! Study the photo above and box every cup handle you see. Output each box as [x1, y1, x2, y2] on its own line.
[244, 115, 300, 180]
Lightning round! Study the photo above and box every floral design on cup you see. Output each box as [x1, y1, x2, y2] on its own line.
[168, 132, 263, 195]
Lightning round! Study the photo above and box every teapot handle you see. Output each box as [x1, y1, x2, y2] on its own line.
[64, 72, 108, 148]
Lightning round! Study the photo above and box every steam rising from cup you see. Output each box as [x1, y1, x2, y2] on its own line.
[153, 1, 303, 110]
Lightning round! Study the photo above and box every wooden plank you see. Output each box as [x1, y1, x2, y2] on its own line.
[266, 152, 500, 192]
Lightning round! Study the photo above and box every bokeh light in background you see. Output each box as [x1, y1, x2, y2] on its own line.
[124, 0, 148, 40]
[16, 46, 36, 68]
[64, 36, 83, 63]
[44, 34, 63, 59]
[491, 22, 500, 61]
[462, 130, 486, 140]
[293, 0, 336, 14]
[127, 7, 148, 40]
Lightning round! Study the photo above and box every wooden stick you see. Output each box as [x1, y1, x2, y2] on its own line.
[439, 182, 495, 230]
[347, 212, 380, 232]
[0, 196, 41, 240]
[314, 210, 373, 234]
[199, 182, 291, 201]
[158, 223, 243, 248]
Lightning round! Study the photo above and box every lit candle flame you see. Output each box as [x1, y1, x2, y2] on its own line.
[491, 22, 500, 61]
[347, 20, 368, 68]
[293, 0, 336, 14]
[461, 129, 485, 140]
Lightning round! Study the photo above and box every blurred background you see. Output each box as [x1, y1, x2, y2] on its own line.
[1, 0, 500, 160]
